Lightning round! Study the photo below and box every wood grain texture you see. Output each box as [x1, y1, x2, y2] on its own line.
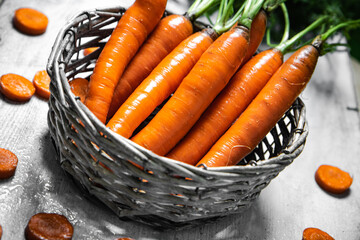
[0, 0, 359, 239]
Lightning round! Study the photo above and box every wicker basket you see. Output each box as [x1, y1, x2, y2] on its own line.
[46, 6, 308, 230]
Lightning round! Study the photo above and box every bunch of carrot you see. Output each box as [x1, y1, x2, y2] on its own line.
[80, 0, 360, 169]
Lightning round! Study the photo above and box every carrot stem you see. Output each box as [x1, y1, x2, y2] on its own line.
[239, 0, 265, 29]
[279, 3, 290, 44]
[320, 19, 360, 42]
[276, 16, 328, 54]
[187, 0, 221, 20]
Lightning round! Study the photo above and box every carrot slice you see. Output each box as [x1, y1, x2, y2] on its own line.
[69, 78, 89, 103]
[33, 70, 51, 99]
[0, 224, 2, 239]
[0, 148, 18, 179]
[83, 47, 99, 56]
[315, 165, 353, 194]
[25, 213, 73, 240]
[13, 8, 48, 35]
[303, 227, 334, 240]
[0, 73, 35, 102]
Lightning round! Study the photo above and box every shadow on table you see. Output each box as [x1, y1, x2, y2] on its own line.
[157, 201, 267, 240]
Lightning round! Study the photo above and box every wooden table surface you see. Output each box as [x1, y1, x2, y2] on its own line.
[1, 0, 359, 239]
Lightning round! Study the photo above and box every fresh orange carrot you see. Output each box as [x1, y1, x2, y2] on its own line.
[107, 14, 194, 119]
[84, 0, 167, 123]
[33, 70, 51, 99]
[83, 47, 99, 57]
[69, 77, 89, 103]
[106, 29, 217, 138]
[25, 213, 73, 240]
[196, 43, 320, 167]
[0, 224, 2, 239]
[130, 0, 265, 156]
[315, 165, 353, 194]
[13, 8, 48, 35]
[302, 227, 334, 240]
[167, 15, 327, 165]
[167, 48, 283, 164]
[0, 148, 19, 179]
[0, 73, 35, 102]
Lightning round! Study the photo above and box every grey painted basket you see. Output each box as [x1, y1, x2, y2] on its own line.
[46, 6, 308, 230]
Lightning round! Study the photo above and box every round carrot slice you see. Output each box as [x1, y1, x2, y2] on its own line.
[13, 8, 48, 35]
[0, 148, 18, 179]
[0, 73, 35, 102]
[33, 70, 51, 99]
[315, 165, 353, 194]
[303, 227, 334, 240]
[69, 78, 89, 103]
[25, 213, 73, 240]
[83, 47, 99, 56]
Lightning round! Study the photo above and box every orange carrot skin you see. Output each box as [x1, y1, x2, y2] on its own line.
[197, 44, 319, 167]
[303, 227, 334, 240]
[84, 0, 167, 123]
[131, 26, 250, 156]
[167, 48, 283, 165]
[107, 29, 216, 138]
[243, 9, 267, 64]
[107, 14, 194, 119]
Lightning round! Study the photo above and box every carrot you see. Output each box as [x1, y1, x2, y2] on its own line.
[167, 15, 327, 165]
[107, 0, 221, 119]
[83, 47, 99, 57]
[106, 29, 217, 138]
[0, 148, 18, 179]
[131, 0, 265, 156]
[84, 0, 167, 123]
[0, 224, 2, 239]
[0, 73, 35, 102]
[196, 43, 319, 167]
[13, 8, 48, 35]
[302, 227, 334, 240]
[315, 165, 353, 194]
[25, 213, 73, 240]
[196, 19, 360, 167]
[69, 77, 89, 103]
[33, 70, 51, 99]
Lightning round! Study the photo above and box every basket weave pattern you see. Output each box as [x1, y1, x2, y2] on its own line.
[46, 7, 308, 229]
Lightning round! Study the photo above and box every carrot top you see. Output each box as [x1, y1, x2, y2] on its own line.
[186, 0, 221, 21]
[275, 16, 329, 54]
